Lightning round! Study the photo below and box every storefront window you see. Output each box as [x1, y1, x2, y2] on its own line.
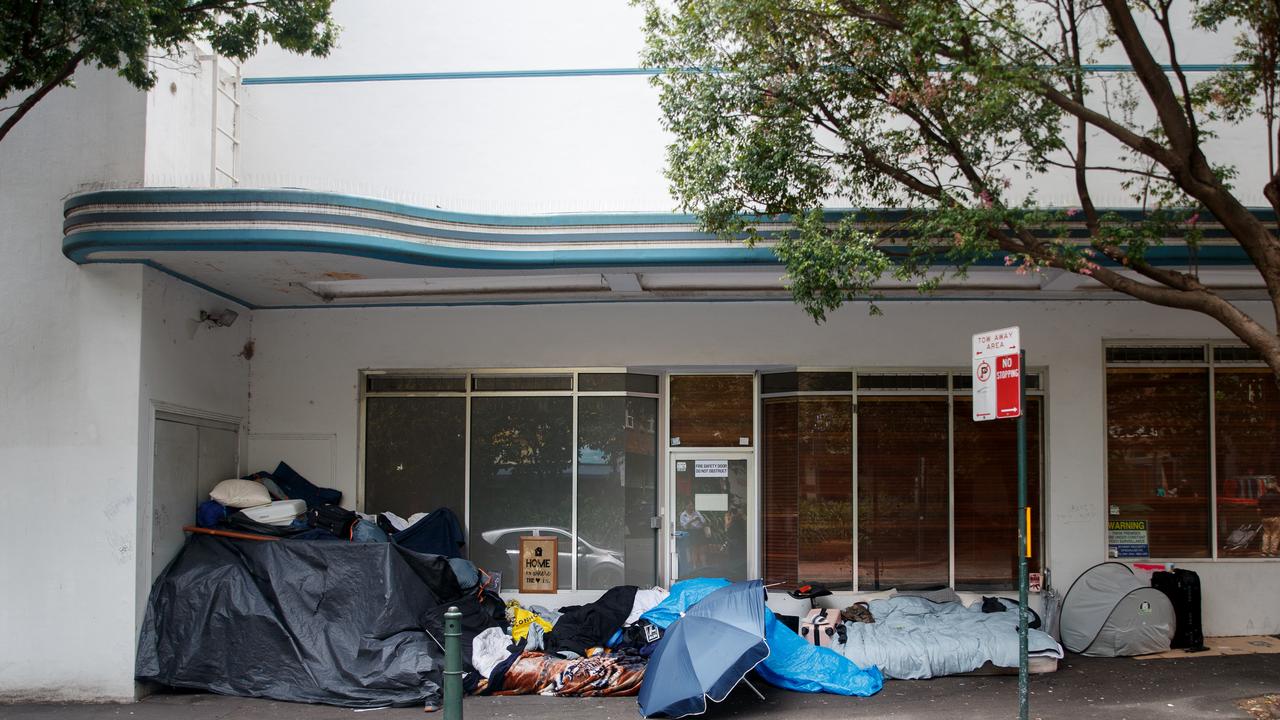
[1215, 369, 1280, 557]
[363, 397, 465, 519]
[857, 397, 950, 590]
[762, 396, 853, 588]
[669, 375, 754, 447]
[364, 371, 658, 591]
[469, 396, 574, 588]
[1106, 368, 1211, 558]
[577, 396, 659, 588]
[953, 397, 1043, 589]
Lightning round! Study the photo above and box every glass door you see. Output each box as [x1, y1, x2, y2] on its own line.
[669, 452, 755, 582]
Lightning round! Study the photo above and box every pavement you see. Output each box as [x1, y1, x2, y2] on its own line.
[2, 653, 1279, 720]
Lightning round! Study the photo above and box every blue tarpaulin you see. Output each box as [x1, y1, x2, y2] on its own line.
[640, 578, 882, 699]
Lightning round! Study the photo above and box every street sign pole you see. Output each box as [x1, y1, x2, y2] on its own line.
[1016, 349, 1029, 720]
[972, 328, 1028, 720]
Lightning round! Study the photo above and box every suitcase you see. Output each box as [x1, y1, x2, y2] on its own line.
[799, 608, 846, 647]
[1151, 569, 1207, 651]
[239, 499, 306, 526]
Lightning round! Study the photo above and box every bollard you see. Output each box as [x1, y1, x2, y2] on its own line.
[444, 605, 463, 720]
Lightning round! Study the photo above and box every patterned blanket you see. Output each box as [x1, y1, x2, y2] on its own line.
[489, 651, 646, 697]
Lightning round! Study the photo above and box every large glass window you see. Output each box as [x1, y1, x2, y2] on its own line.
[577, 396, 659, 588]
[670, 375, 754, 447]
[762, 396, 853, 588]
[857, 397, 950, 590]
[470, 396, 574, 588]
[1106, 368, 1211, 558]
[364, 371, 659, 590]
[1215, 369, 1280, 557]
[1104, 345, 1280, 561]
[363, 397, 466, 519]
[953, 396, 1043, 589]
[763, 372, 1045, 590]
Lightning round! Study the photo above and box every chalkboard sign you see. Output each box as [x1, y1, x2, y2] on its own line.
[518, 535, 558, 593]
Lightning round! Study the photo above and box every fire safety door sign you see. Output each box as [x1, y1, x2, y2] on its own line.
[972, 326, 1022, 421]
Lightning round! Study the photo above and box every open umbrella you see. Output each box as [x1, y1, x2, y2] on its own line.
[637, 579, 769, 718]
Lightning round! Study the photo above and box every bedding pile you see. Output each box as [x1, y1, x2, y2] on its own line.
[831, 595, 1064, 679]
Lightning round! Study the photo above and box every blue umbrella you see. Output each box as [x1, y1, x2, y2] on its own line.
[638, 580, 769, 718]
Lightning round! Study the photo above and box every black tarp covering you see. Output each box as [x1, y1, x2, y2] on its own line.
[137, 534, 481, 708]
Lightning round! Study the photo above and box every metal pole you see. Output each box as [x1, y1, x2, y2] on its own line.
[444, 605, 463, 720]
[1017, 349, 1029, 720]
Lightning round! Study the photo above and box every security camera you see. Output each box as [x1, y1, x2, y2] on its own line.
[198, 309, 239, 328]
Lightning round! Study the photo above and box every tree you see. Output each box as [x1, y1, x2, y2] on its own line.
[0, 0, 337, 143]
[639, 0, 1280, 380]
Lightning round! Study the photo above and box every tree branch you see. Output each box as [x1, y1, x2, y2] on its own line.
[0, 49, 85, 144]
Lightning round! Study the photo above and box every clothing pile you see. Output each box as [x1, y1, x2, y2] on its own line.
[194, 462, 469, 559]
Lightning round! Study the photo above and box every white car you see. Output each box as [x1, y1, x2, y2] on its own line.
[478, 526, 625, 589]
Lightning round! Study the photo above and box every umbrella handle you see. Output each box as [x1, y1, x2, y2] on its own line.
[740, 678, 766, 701]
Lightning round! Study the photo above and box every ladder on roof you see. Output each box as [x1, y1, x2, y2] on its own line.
[204, 54, 241, 187]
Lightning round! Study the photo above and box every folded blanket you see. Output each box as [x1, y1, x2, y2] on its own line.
[489, 651, 646, 697]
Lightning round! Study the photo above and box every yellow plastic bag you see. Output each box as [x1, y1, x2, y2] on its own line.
[510, 606, 552, 641]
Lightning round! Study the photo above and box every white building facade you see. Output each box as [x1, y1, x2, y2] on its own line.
[2, 1, 1277, 702]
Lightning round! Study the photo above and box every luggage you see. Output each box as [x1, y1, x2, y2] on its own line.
[239, 499, 307, 526]
[1151, 568, 1207, 651]
[799, 608, 846, 647]
[308, 504, 359, 539]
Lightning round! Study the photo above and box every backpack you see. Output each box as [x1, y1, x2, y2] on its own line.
[799, 608, 846, 647]
[307, 504, 358, 539]
[841, 601, 875, 624]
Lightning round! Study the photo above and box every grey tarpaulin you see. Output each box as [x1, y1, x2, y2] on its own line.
[137, 533, 476, 708]
[1059, 562, 1175, 657]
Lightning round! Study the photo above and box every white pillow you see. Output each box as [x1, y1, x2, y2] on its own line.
[209, 479, 271, 508]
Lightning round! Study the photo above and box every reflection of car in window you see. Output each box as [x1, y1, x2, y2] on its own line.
[478, 526, 624, 589]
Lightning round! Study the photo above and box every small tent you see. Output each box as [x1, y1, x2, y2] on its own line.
[1059, 562, 1175, 656]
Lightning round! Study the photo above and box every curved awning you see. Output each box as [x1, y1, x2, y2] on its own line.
[63, 188, 1267, 309]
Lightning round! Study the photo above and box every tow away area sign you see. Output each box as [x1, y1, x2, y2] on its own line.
[973, 326, 1022, 421]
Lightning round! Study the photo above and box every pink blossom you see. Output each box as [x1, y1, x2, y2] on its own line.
[1187, 213, 1200, 226]
[1065, 207, 1080, 218]
[979, 190, 993, 208]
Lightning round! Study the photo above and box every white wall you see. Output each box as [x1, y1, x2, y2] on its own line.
[136, 268, 252, 634]
[0, 70, 149, 701]
[143, 52, 217, 187]
[246, 298, 1279, 636]
[235, 1, 1271, 212]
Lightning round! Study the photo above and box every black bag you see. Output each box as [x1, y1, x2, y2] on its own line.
[308, 504, 358, 539]
[1151, 569, 1207, 651]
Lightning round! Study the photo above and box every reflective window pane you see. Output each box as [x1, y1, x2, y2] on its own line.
[669, 375, 754, 447]
[857, 397, 949, 590]
[364, 397, 465, 519]
[763, 399, 799, 585]
[763, 397, 852, 588]
[577, 396, 658, 588]
[472, 374, 573, 391]
[1215, 369, 1280, 557]
[367, 374, 466, 393]
[953, 397, 1043, 590]
[1106, 369, 1210, 558]
[469, 396, 573, 588]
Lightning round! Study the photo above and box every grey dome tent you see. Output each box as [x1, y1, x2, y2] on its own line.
[1059, 562, 1175, 656]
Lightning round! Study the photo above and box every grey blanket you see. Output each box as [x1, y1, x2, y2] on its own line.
[833, 596, 1063, 680]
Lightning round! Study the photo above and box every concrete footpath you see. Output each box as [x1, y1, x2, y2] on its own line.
[2, 653, 1278, 720]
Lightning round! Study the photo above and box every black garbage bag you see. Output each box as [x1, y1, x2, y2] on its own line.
[137, 533, 472, 708]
